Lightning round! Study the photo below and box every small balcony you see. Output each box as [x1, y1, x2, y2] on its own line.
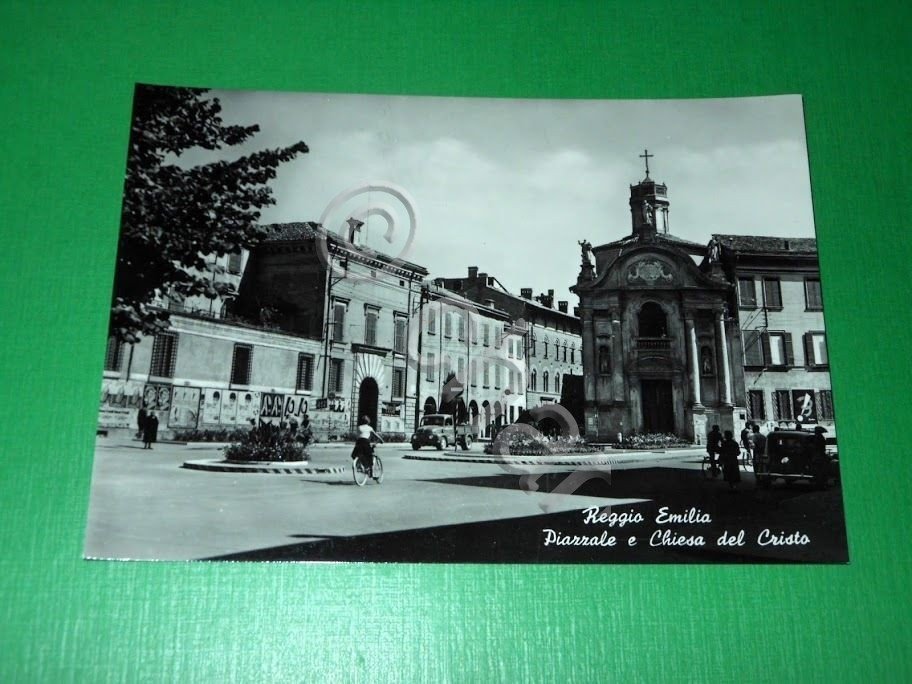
[636, 337, 671, 351]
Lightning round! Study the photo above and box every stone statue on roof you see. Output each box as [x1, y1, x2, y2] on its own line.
[578, 239, 593, 266]
[707, 236, 722, 263]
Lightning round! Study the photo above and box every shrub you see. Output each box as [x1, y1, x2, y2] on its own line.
[178, 428, 250, 443]
[484, 432, 601, 456]
[617, 432, 689, 449]
[223, 420, 312, 463]
[379, 431, 407, 443]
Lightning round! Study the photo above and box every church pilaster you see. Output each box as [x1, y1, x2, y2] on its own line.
[716, 310, 733, 406]
[685, 316, 703, 407]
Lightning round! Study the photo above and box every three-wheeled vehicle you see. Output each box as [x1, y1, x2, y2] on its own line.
[755, 429, 839, 489]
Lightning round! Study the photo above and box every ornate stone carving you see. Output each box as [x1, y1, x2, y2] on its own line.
[626, 258, 674, 285]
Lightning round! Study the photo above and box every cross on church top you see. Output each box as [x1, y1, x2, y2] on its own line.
[639, 149, 654, 178]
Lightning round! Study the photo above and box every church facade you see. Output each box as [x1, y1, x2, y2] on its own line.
[572, 160, 834, 444]
[572, 167, 748, 443]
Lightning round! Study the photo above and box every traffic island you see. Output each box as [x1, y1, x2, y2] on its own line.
[182, 459, 346, 475]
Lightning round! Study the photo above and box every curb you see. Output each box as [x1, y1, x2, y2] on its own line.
[182, 459, 346, 475]
[403, 451, 694, 467]
[403, 454, 616, 466]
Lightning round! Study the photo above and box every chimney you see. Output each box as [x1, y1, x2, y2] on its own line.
[478, 272, 488, 283]
[548, 289, 554, 298]
[520, 288, 532, 299]
[558, 301, 568, 313]
[468, 266, 478, 279]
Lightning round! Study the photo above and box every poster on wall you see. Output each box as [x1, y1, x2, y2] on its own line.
[85, 86, 848, 565]
[220, 391, 239, 426]
[258, 392, 284, 425]
[200, 388, 223, 425]
[235, 391, 261, 427]
[168, 386, 201, 429]
[98, 379, 145, 428]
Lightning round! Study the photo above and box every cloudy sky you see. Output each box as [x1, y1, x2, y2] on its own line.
[180, 89, 815, 300]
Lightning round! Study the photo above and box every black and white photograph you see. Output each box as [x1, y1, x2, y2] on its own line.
[85, 85, 848, 563]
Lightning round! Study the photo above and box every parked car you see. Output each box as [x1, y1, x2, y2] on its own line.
[756, 429, 839, 488]
[410, 414, 474, 451]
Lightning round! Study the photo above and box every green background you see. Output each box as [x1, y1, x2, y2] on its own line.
[2, 1, 909, 681]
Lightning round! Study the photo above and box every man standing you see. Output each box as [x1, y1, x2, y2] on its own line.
[751, 423, 767, 482]
[740, 422, 753, 464]
[706, 425, 722, 478]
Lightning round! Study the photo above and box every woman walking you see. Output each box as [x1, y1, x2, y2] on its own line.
[719, 429, 741, 491]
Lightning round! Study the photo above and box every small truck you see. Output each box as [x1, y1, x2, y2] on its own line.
[410, 414, 474, 451]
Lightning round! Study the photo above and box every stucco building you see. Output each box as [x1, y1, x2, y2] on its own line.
[435, 268, 583, 418]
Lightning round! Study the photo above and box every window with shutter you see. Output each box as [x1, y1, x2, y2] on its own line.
[805, 279, 823, 310]
[738, 278, 757, 307]
[332, 303, 346, 341]
[392, 369, 405, 398]
[804, 332, 829, 367]
[104, 336, 124, 372]
[230, 344, 252, 385]
[150, 333, 178, 378]
[393, 317, 406, 354]
[818, 390, 834, 419]
[328, 359, 344, 393]
[296, 354, 314, 391]
[763, 278, 782, 309]
[772, 390, 793, 420]
[364, 309, 378, 346]
[748, 390, 766, 420]
[743, 330, 764, 366]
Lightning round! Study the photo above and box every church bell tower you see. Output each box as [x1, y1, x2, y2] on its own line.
[629, 149, 670, 240]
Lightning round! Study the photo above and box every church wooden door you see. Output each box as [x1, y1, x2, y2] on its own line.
[641, 379, 674, 434]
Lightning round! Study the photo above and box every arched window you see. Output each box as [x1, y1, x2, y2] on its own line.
[638, 302, 667, 337]
[543, 371, 550, 393]
[531, 369, 537, 391]
[554, 373, 561, 394]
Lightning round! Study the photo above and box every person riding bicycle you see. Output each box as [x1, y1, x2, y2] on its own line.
[352, 416, 384, 477]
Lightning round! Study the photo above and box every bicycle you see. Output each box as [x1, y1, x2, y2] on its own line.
[740, 447, 752, 471]
[701, 453, 720, 479]
[352, 446, 384, 486]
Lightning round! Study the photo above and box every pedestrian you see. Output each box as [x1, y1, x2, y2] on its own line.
[740, 422, 753, 463]
[751, 423, 767, 481]
[136, 405, 148, 440]
[143, 413, 159, 450]
[706, 424, 722, 478]
[719, 430, 741, 490]
[811, 425, 829, 487]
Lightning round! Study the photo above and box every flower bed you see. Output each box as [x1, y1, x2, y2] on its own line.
[223, 420, 312, 463]
[616, 432, 690, 450]
[484, 433, 601, 456]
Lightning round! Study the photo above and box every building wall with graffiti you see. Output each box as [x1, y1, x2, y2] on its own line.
[99, 314, 339, 438]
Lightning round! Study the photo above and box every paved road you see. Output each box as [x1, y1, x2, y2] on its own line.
[84, 438, 848, 563]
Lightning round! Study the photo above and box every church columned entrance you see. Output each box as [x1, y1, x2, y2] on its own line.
[358, 378, 379, 428]
[640, 379, 674, 433]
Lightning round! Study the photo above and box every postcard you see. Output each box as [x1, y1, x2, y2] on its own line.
[84, 86, 848, 563]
